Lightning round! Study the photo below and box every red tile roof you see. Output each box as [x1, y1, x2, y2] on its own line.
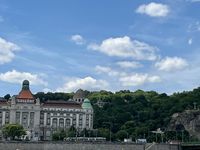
[17, 89, 35, 100]
[42, 100, 82, 109]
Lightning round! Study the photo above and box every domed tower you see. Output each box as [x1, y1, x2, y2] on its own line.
[73, 89, 86, 103]
[82, 98, 93, 129]
[17, 80, 35, 103]
[22, 80, 30, 90]
[81, 98, 92, 110]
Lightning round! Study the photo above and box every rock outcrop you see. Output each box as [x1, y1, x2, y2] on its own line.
[168, 110, 200, 139]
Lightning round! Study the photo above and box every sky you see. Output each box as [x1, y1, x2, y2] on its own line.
[0, 0, 200, 96]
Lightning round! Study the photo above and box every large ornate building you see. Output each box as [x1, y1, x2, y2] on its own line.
[0, 80, 93, 140]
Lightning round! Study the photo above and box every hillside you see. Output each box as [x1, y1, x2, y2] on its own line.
[3, 87, 200, 141]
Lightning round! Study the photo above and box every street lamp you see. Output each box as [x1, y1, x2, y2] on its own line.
[193, 102, 197, 110]
[109, 124, 111, 142]
[181, 130, 184, 143]
[103, 122, 112, 142]
[124, 130, 129, 139]
[151, 128, 164, 143]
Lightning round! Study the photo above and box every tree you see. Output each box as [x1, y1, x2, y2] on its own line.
[52, 132, 60, 141]
[52, 129, 66, 141]
[2, 124, 26, 140]
[4, 94, 11, 100]
[98, 128, 111, 141]
[116, 130, 128, 141]
[66, 126, 76, 137]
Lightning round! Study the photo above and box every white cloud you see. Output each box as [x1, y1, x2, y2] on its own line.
[43, 88, 53, 93]
[158, 53, 200, 94]
[0, 37, 21, 64]
[95, 65, 160, 87]
[136, 2, 169, 17]
[188, 38, 193, 45]
[116, 61, 143, 69]
[88, 36, 158, 61]
[56, 76, 109, 92]
[155, 57, 188, 72]
[148, 76, 161, 83]
[70, 34, 85, 45]
[95, 65, 121, 76]
[119, 73, 161, 87]
[0, 70, 47, 86]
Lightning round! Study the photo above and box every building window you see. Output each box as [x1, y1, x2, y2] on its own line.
[16, 112, 20, 124]
[5, 112, 9, 124]
[22, 112, 28, 128]
[52, 118, 57, 128]
[59, 118, 64, 128]
[86, 114, 89, 127]
[0, 112, 2, 127]
[79, 114, 83, 127]
[65, 119, 70, 128]
[66, 114, 70, 118]
[40, 112, 44, 125]
[47, 113, 50, 125]
[60, 112, 63, 116]
[53, 112, 57, 116]
[90, 115, 93, 127]
[30, 112, 34, 128]
[72, 114, 76, 126]
[79, 114, 82, 119]
[79, 120, 82, 127]
[23, 106, 28, 109]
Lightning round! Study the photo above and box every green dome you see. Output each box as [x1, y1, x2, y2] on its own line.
[82, 98, 92, 109]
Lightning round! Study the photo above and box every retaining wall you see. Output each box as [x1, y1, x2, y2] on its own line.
[0, 142, 180, 150]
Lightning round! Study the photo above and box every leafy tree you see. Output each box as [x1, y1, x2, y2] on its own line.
[98, 128, 111, 140]
[116, 130, 128, 141]
[2, 124, 26, 140]
[66, 126, 77, 137]
[52, 132, 60, 141]
[4, 94, 11, 100]
[52, 129, 66, 141]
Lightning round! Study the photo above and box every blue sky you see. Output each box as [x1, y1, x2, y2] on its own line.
[0, 0, 200, 96]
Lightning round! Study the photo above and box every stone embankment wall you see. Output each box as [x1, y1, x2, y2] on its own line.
[0, 142, 180, 150]
[148, 144, 180, 150]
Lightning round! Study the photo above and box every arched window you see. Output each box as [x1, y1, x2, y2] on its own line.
[59, 118, 64, 128]
[65, 119, 70, 128]
[52, 118, 57, 128]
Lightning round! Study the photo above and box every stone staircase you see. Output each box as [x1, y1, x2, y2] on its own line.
[145, 142, 156, 150]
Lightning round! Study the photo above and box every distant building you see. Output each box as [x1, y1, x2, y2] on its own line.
[0, 97, 5, 101]
[96, 100, 109, 108]
[73, 89, 86, 103]
[0, 80, 93, 140]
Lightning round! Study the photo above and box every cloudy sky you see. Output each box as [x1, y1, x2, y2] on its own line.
[0, 0, 200, 96]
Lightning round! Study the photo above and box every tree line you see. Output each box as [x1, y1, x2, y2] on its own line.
[2, 87, 200, 142]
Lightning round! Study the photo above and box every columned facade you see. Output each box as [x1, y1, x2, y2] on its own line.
[0, 80, 93, 140]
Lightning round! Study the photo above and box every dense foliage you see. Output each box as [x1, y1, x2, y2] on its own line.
[35, 92, 73, 102]
[36, 88, 200, 141]
[87, 88, 200, 141]
[2, 124, 26, 140]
